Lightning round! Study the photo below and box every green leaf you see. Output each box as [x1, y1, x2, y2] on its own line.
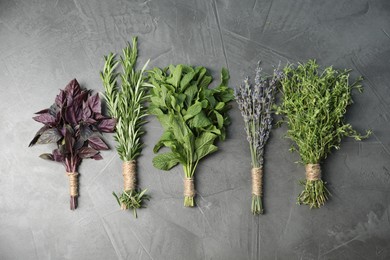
[214, 111, 224, 129]
[195, 132, 218, 160]
[220, 67, 229, 86]
[183, 102, 202, 121]
[180, 71, 196, 91]
[156, 114, 171, 130]
[170, 114, 189, 141]
[199, 75, 212, 90]
[184, 85, 198, 105]
[170, 95, 177, 110]
[195, 132, 217, 151]
[152, 152, 180, 170]
[196, 67, 207, 85]
[154, 131, 175, 153]
[192, 111, 212, 128]
[215, 102, 225, 110]
[151, 96, 165, 108]
[149, 106, 164, 116]
[166, 65, 183, 88]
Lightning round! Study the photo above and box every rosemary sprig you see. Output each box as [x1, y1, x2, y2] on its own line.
[101, 37, 151, 217]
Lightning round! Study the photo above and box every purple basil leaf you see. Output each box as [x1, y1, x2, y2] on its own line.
[36, 128, 62, 144]
[55, 90, 66, 106]
[94, 113, 106, 120]
[59, 144, 67, 155]
[65, 79, 81, 97]
[88, 136, 109, 150]
[52, 149, 64, 162]
[80, 124, 93, 141]
[48, 104, 58, 117]
[82, 101, 92, 120]
[74, 139, 85, 151]
[34, 108, 50, 114]
[33, 113, 56, 125]
[84, 118, 97, 124]
[73, 90, 89, 105]
[92, 153, 103, 160]
[88, 93, 101, 114]
[98, 118, 116, 132]
[65, 106, 77, 125]
[78, 147, 99, 158]
[64, 125, 75, 153]
[29, 125, 49, 147]
[75, 106, 83, 122]
[39, 153, 54, 161]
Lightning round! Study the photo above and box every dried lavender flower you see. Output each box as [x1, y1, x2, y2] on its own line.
[234, 61, 282, 215]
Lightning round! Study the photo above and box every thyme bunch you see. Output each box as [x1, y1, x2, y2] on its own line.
[276, 60, 371, 208]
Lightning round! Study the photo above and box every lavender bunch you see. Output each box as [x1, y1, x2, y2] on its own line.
[235, 62, 282, 215]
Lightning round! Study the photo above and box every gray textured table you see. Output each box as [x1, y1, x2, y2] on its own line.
[1, 0, 389, 259]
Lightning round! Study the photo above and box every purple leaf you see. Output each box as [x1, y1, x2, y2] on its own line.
[36, 128, 62, 144]
[34, 108, 50, 114]
[88, 136, 109, 150]
[33, 113, 56, 125]
[88, 93, 101, 114]
[55, 90, 65, 106]
[75, 105, 83, 122]
[39, 153, 53, 161]
[80, 124, 93, 141]
[94, 113, 106, 120]
[52, 149, 64, 162]
[29, 125, 49, 147]
[84, 118, 97, 124]
[98, 118, 116, 132]
[64, 79, 81, 97]
[64, 125, 75, 153]
[92, 153, 103, 160]
[64, 106, 77, 125]
[48, 104, 58, 117]
[74, 139, 85, 151]
[82, 101, 92, 120]
[74, 90, 89, 104]
[78, 147, 99, 158]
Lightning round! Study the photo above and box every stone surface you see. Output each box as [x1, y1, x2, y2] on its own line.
[0, 0, 389, 259]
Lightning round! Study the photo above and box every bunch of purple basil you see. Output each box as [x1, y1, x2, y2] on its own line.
[29, 79, 115, 210]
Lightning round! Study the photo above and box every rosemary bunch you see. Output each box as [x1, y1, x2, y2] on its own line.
[235, 62, 282, 215]
[276, 60, 371, 208]
[101, 37, 150, 217]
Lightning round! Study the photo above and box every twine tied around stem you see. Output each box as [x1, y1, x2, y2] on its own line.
[123, 160, 136, 191]
[183, 177, 195, 197]
[305, 163, 321, 181]
[66, 172, 79, 197]
[251, 168, 263, 196]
